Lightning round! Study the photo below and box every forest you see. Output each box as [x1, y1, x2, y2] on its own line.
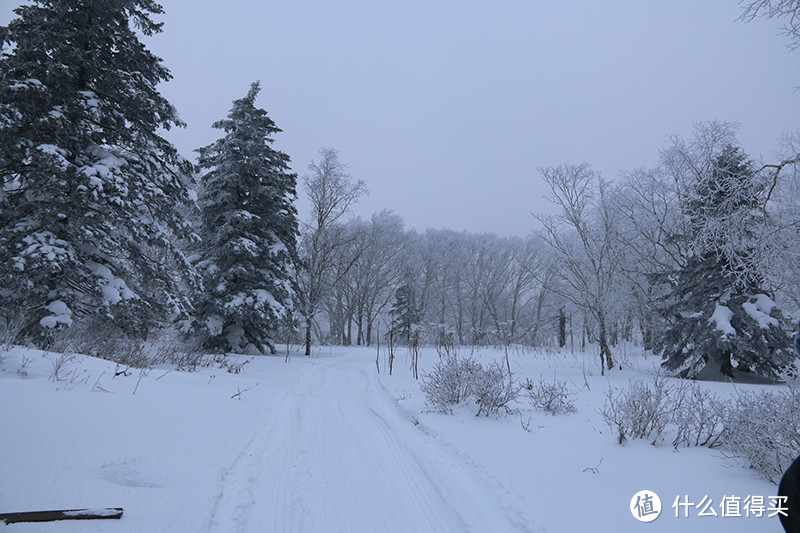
[0, 0, 798, 383]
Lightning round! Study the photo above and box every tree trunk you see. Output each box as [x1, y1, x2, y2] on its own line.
[598, 314, 614, 375]
[305, 315, 312, 356]
[581, 314, 587, 352]
[558, 308, 566, 348]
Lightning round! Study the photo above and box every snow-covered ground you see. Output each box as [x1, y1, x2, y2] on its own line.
[0, 343, 786, 532]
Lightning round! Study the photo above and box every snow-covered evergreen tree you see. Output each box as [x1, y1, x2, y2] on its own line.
[0, 0, 196, 341]
[656, 144, 795, 380]
[390, 283, 417, 344]
[195, 82, 299, 354]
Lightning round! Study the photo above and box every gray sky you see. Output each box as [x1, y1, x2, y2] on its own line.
[3, 1, 799, 235]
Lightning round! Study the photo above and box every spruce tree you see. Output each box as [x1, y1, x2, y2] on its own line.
[390, 284, 416, 344]
[656, 145, 795, 380]
[557, 308, 567, 348]
[0, 0, 195, 341]
[195, 82, 299, 354]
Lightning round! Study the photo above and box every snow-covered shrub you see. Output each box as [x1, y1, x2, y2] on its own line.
[599, 375, 676, 445]
[221, 355, 252, 375]
[420, 354, 516, 416]
[109, 341, 151, 369]
[671, 382, 727, 448]
[472, 361, 517, 416]
[48, 324, 152, 369]
[722, 385, 800, 483]
[420, 354, 483, 413]
[151, 343, 210, 372]
[0, 315, 25, 350]
[524, 377, 577, 415]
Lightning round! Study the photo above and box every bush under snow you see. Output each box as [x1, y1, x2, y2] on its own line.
[722, 384, 800, 483]
[599, 372, 800, 483]
[671, 381, 727, 448]
[420, 354, 516, 416]
[599, 375, 676, 445]
[524, 377, 577, 415]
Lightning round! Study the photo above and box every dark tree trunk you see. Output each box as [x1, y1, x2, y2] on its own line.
[598, 314, 614, 375]
[558, 308, 567, 348]
[305, 315, 312, 356]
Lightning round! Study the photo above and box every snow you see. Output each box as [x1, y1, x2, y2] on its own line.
[20, 231, 72, 265]
[62, 509, 121, 518]
[269, 240, 288, 255]
[254, 289, 282, 314]
[743, 294, 779, 329]
[206, 315, 224, 336]
[86, 261, 138, 305]
[225, 289, 283, 314]
[225, 324, 246, 352]
[234, 237, 258, 255]
[35, 144, 70, 169]
[38, 300, 73, 328]
[752, 293, 777, 314]
[9, 78, 43, 89]
[225, 294, 246, 308]
[710, 303, 736, 337]
[80, 146, 128, 201]
[0, 345, 782, 532]
[79, 90, 101, 109]
[235, 210, 259, 220]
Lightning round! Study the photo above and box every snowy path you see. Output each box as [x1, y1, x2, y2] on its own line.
[207, 353, 536, 532]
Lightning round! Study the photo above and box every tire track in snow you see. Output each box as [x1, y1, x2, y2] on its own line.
[210, 354, 540, 532]
[355, 365, 543, 532]
[304, 366, 460, 532]
[208, 366, 322, 532]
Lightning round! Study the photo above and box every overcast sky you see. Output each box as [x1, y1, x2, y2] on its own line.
[2, 1, 799, 236]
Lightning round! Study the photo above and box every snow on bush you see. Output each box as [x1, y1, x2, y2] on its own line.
[600, 375, 729, 449]
[722, 384, 800, 483]
[0, 315, 25, 350]
[420, 354, 516, 416]
[597, 373, 800, 484]
[39, 299, 73, 328]
[420, 354, 483, 413]
[671, 382, 726, 448]
[524, 377, 577, 415]
[599, 375, 676, 445]
[472, 361, 517, 417]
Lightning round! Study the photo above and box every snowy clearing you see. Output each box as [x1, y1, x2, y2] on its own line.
[0, 344, 786, 532]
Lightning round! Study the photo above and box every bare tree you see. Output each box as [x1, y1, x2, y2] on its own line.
[356, 212, 407, 346]
[298, 148, 367, 355]
[324, 212, 406, 346]
[537, 164, 624, 375]
[739, 0, 800, 49]
[769, 132, 800, 309]
[614, 165, 691, 349]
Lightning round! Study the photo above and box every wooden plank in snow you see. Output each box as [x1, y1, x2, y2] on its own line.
[0, 508, 123, 524]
